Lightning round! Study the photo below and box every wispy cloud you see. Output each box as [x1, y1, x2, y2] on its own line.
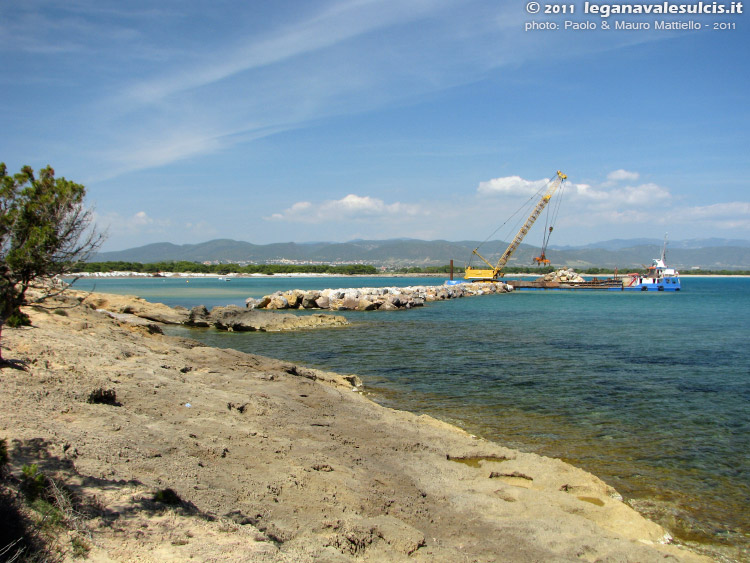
[2, 0, 686, 185]
[123, 0, 453, 105]
[267, 194, 423, 223]
[6, 0, 744, 253]
[94, 209, 217, 248]
[95, 210, 172, 236]
[676, 202, 750, 229]
[73, 0, 484, 179]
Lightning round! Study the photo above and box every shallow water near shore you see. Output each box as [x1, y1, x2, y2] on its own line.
[72, 275, 750, 560]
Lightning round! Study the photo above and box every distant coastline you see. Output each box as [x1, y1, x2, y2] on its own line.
[91, 236, 750, 271]
[68, 271, 750, 279]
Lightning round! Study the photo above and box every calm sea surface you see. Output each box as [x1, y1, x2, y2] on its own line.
[71, 275, 750, 560]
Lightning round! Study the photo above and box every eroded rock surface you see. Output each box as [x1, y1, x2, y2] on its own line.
[189, 305, 348, 332]
[0, 290, 711, 562]
[66, 289, 348, 332]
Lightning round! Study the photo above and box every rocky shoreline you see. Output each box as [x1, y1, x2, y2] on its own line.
[0, 290, 712, 562]
[86, 292, 349, 332]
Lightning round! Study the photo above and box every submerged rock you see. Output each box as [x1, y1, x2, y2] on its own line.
[188, 305, 212, 327]
[87, 294, 190, 324]
[188, 305, 348, 332]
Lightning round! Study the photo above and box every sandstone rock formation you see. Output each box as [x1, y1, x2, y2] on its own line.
[188, 305, 348, 332]
[0, 290, 711, 563]
[62, 290, 348, 332]
[86, 293, 191, 324]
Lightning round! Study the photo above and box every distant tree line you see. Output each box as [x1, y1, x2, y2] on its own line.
[75, 261, 378, 275]
[74, 261, 750, 277]
[391, 265, 466, 274]
[679, 269, 750, 275]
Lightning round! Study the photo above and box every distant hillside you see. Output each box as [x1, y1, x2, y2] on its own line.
[93, 238, 750, 270]
[550, 238, 750, 251]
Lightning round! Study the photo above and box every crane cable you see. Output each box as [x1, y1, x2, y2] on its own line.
[539, 180, 566, 259]
[468, 181, 553, 269]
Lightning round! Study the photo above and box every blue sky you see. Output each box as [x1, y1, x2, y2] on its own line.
[1, 0, 748, 251]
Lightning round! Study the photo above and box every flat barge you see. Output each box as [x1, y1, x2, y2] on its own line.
[508, 278, 626, 290]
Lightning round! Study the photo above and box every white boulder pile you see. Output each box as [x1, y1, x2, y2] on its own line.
[539, 268, 586, 283]
[246, 282, 513, 311]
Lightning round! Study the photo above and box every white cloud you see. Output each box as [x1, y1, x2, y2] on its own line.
[576, 182, 672, 207]
[96, 210, 172, 236]
[471, 170, 682, 239]
[606, 169, 640, 182]
[132, 211, 153, 226]
[675, 201, 750, 229]
[267, 194, 423, 223]
[478, 171, 671, 209]
[616, 183, 671, 206]
[477, 175, 549, 196]
[682, 201, 750, 219]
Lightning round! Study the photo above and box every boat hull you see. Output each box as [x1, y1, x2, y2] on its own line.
[621, 280, 681, 291]
[509, 279, 624, 290]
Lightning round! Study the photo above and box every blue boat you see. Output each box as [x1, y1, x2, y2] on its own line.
[620, 241, 681, 291]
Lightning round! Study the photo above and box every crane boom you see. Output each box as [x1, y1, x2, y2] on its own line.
[465, 170, 567, 281]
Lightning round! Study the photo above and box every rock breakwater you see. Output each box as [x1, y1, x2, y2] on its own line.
[247, 281, 513, 311]
[540, 268, 586, 283]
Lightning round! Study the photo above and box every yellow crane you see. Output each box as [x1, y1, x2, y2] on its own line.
[464, 170, 567, 281]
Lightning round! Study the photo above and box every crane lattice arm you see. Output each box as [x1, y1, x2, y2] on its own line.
[465, 170, 567, 281]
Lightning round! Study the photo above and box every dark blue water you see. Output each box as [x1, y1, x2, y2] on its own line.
[71, 275, 750, 559]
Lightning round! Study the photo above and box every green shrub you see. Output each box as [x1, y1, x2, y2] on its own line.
[21, 464, 48, 501]
[70, 535, 91, 558]
[31, 498, 63, 529]
[6, 310, 31, 327]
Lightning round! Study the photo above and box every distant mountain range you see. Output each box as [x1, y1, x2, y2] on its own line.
[92, 237, 750, 270]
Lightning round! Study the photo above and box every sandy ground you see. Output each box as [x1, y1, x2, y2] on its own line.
[0, 290, 713, 562]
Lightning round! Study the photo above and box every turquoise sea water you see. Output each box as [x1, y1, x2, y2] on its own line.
[71, 276, 750, 560]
